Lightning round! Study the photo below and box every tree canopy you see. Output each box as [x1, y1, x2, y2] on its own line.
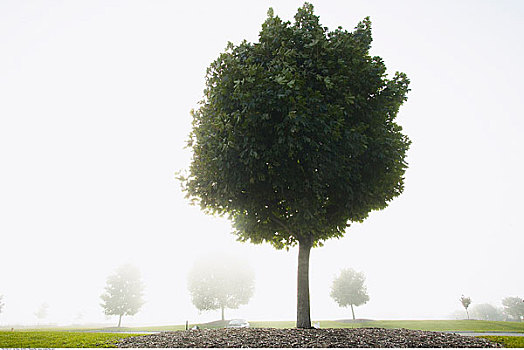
[470, 303, 504, 321]
[181, 2, 410, 328]
[502, 296, 524, 321]
[330, 268, 369, 320]
[34, 302, 49, 321]
[182, 3, 410, 249]
[187, 254, 254, 320]
[100, 264, 145, 327]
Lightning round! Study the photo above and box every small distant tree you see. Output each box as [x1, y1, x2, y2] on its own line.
[34, 302, 49, 323]
[74, 311, 85, 323]
[330, 268, 369, 320]
[449, 309, 468, 320]
[460, 295, 472, 320]
[100, 264, 145, 327]
[470, 303, 504, 321]
[0, 295, 4, 316]
[187, 254, 254, 321]
[502, 297, 524, 322]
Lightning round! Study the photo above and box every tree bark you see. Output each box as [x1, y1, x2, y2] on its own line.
[118, 314, 122, 328]
[296, 237, 312, 329]
[351, 304, 355, 320]
[221, 306, 225, 321]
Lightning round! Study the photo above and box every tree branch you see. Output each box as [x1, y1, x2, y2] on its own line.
[271, 212, 291, 235]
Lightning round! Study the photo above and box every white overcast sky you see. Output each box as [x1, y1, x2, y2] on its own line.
[1, 0, 523, 326]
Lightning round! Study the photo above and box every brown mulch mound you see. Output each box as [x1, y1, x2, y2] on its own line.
[116, 328, 500, 348]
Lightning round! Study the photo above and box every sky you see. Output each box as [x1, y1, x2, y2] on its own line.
[0, 0, 523, 326]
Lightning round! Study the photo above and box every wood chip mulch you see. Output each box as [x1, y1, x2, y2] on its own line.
[116, 328, 501, 348]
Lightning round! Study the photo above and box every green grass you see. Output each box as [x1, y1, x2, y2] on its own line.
[1, 320, 523, 348]
[0, 325, 187, 333]
[118, 325, 187, 332]
[249, 320, 524, 332]
[330, 320, 524, 332]
[194, 320, 231, 329]
[479, 336, 524, 348]
[0, 331, 146, 348]
[249, 320, 296, 328]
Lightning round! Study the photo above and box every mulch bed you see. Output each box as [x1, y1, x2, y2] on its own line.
[116, 328, 501, 348]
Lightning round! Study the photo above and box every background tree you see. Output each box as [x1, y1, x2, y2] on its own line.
[330, 268, 369, 320]
[180, 3, 410, 328]
[100, 264, 145, 327]
[187, 254, 254, 321]
[460, 295, 472, 320]
[470, 303, 504, 321]
[502, 296, 524, 322]
[34, 302, 49, 323]
[0, 295, 4, 317]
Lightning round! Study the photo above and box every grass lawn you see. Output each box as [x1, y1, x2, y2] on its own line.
[0, 331, 146, 348]
[249, 320, 524, 332]
[479, 336, 524, 348]
[1, 320, 523, 348]
[89, 325, 187, 332]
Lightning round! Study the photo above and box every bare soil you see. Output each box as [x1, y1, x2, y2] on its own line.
[116, 327, 500, 348]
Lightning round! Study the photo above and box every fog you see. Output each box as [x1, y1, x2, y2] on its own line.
[1, 0, 523, 327]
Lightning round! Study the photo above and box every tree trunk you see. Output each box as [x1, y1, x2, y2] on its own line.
[221, 306, 225, 321]
[351, 304, 355, 320]
[296, 237, 312, 329]
[466, 309, 469, 320]
[118, 314, 122, 328]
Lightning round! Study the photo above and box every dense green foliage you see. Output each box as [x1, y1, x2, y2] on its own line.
[187, 255, 254, 320]
[330, 268, 369, 319]
[502, 296, 524, 321]
[0, 331, 145, 348]
[182, 3, 411, 249]
[100, 264, 145, 327]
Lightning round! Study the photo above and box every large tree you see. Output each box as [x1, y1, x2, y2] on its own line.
[330, 268, 369, 320]
[502, 296, 524, 321]
[100, 264, 145, 327]
[187, 254, 254, 320]
[181, 3, 410, 328]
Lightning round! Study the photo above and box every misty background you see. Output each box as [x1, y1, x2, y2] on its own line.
[1, 0, 522, 326]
